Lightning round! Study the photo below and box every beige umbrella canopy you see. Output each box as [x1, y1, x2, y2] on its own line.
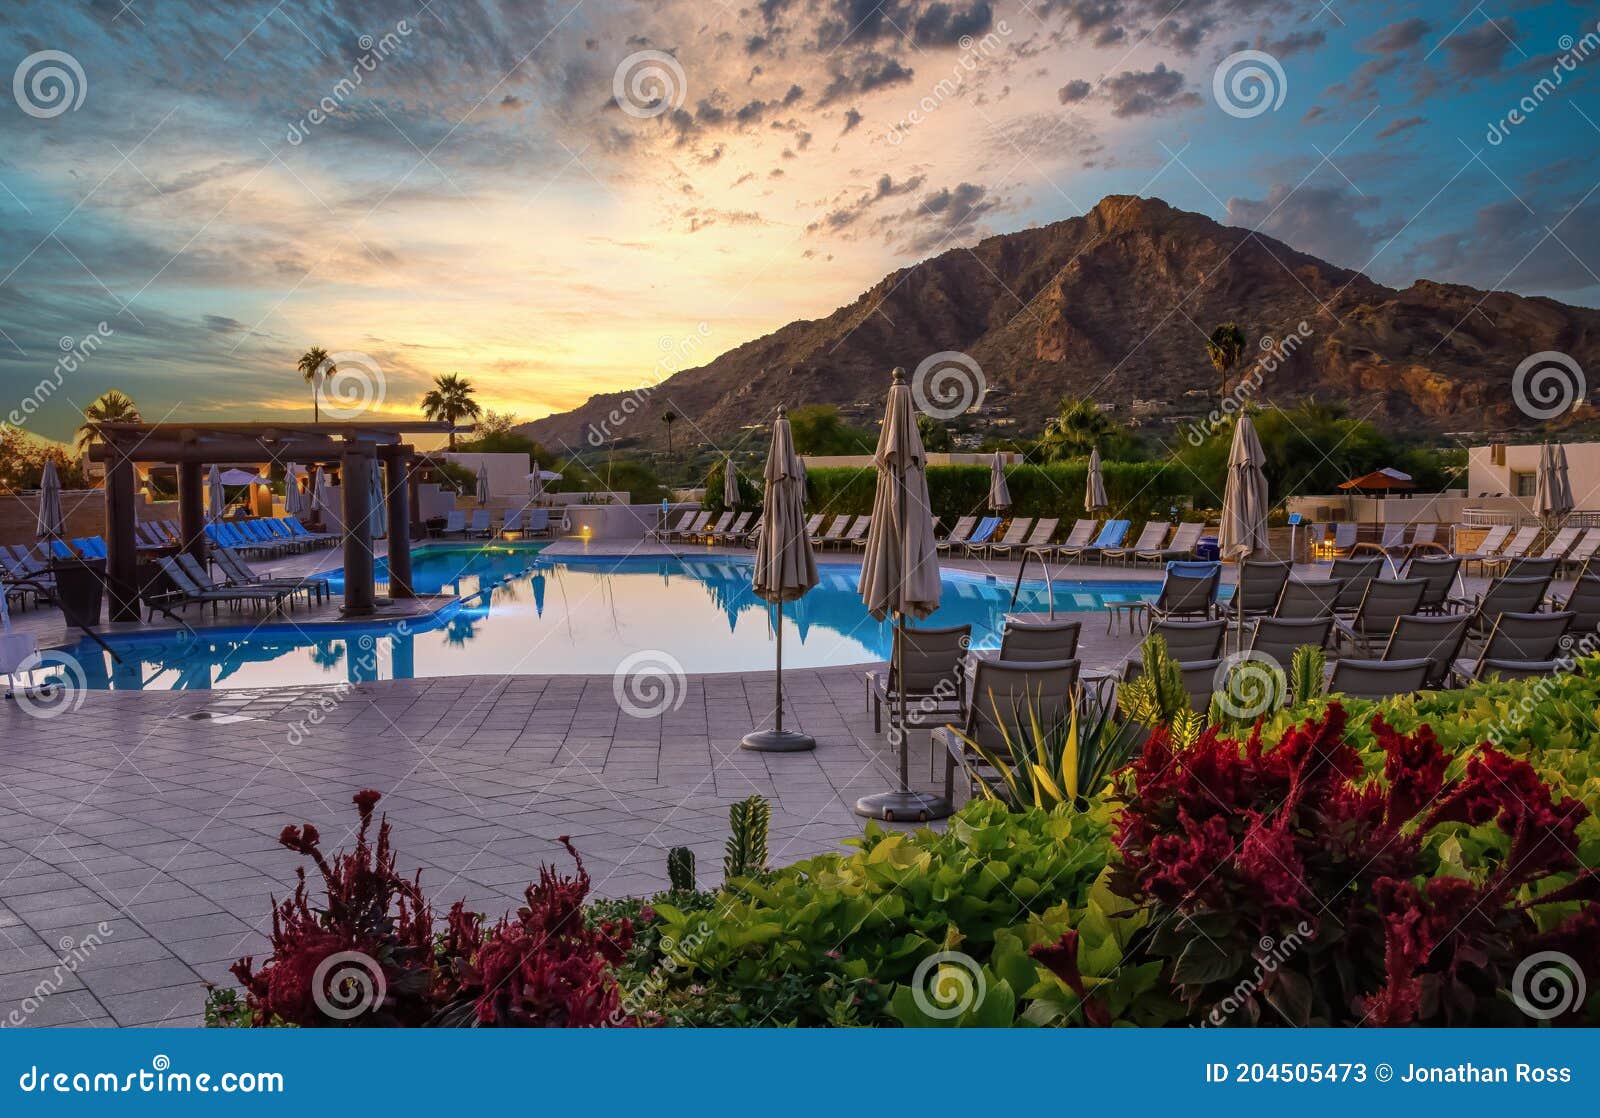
[742, 406, 820, 753]
[1219, 415, 1270, 560]
[722, 457, 740, 509]
[856, 368, 947, 822]
[34, 459, 64, 541]
[1084, 448, 1108, 512]
[989, 452, 1011, 511]
[1536, 442, 1574, 522]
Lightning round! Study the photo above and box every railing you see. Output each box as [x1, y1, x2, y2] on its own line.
[1009, 547, 1056, 618]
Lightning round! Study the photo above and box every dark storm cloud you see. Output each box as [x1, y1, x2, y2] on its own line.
[818, 52, 915, 105]
[1058, 79, 1092, 104]
[913, 3, 995, 47]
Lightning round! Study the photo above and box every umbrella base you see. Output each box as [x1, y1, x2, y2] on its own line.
[740, 728, 816, 753]
[853, 790, 952, 823]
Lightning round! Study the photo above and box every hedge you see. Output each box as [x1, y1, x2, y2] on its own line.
[801, 463, 1193, 523]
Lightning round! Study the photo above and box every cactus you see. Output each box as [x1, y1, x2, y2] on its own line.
[723, 795, 770, 880]
[1289, 644, 1327, 706]
[666, 845, 696, 893]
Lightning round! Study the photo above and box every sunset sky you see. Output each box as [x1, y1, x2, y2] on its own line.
[1, 0, 1597, 444]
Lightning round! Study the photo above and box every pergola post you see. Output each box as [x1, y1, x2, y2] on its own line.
[407, 457, 423, 540]
[383, 444, 414, 599]
[177, 459, 206, 560]
[103, 446, 140, 622]
[340, 444, 376, 616]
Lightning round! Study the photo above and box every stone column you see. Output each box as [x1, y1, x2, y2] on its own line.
[340, 445, 376, 616]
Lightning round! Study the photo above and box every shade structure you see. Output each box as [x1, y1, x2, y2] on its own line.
[527, 467, 560, 502]
[856, 368, 948, 822]
[206, 464, 226, 524]
[1536, 443, 1574, 521]
[1556, 443, 1576, 511]
[34, 459, 64, 540]
[743, 406, 820, 753]
[1218, 415, 1270, 560]
[367, 461, 388, 540]
[217, 468, 262, 486]
[1084, 448, 1108, 512]
[723, 457, 740, 509]
[989, 452, 1011, 511]
[1339, 466, 1415, 537]
[475, 463, 490, 506]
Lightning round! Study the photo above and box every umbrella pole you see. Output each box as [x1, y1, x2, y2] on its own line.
[741, 598, 815, 752]
[854, 609, 952, 823]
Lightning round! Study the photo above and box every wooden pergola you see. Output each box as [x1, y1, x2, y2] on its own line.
[87, 420, 452, 623]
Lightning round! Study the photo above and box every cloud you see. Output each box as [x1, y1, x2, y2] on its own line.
[1225, 183, 1394, 268]
[1102, 64, 1200, 117]
[1405, 195, 1600, 295]
[812, 173, 929, 231]
[841, 107, 863, 133]
[818, 52, 915, 105]
[1058, 79, 1092, 104]
[912, 2, 995, 47]
[1443, 17, 1518, 77]
[1375, 115, 1426, 139]
[1361, 17, 1432, 54]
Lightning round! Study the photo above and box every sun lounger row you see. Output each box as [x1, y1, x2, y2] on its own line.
[432, 508, 562, 539]
[1320, 521, 1600, 577]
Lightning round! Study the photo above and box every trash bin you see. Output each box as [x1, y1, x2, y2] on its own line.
[1196, 537, 1220, 562]
[50, 559, 105, 630]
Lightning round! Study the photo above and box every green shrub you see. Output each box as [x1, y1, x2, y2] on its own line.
[803, 462, 1191, 522]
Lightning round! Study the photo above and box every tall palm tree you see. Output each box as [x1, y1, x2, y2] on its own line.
[75, 389, 141, 456]
[1206, 323, 1247, 404]
[297, 347, 335, 422]
[660, 408, 678, 454]
[420, 373, 482, 449]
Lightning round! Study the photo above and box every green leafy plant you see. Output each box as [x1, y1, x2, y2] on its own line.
[667, 846, 696, 893]
[955, 692, 1145, 809]
[724, 795, 770, 880]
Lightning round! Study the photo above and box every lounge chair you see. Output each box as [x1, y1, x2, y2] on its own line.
[1499, 556, 1559, 581]
[1034, 519, 1095, 561]
[176, 552, 294, 610]
[284, 516, 339, 547]
[524, 508, 553, 538]
[1326, 522, 1359, 557]
[467, 509, 493, 538]
[1059, 519, 1128, 563]
[714, 512, 752, 545]
[989, 518, 1056, 560]
[866, 623, 972, 736]
[1381, 614, 1471, 690]
[938, 656, 1078, 804]
[1456, 524, 1511, 573]
[1333, 577, 1427, 655]
[1457, 575, 1552, 639]
[651, 511, 693, 542]
[1560, 527, 1600, 574]
[1137, 521, 1203, 565]
[1454, 611, 1575, 685]
[1101, 521, 1169, 565]
[1148, 561, 1220, 622]
[149, 556, 282, 619]
[213, 547, 328, 605]
[501, 508, 524, 537]
[1273, 578, 1342, 620]
[1401, 555, 1462, 615]
[811, 515, 851, 547]
[994, 616, 1080, 662]
[981, 518, 1033, 559]
[1150, 618, 1228, 663]
[1329, 557, 1382, 612]
[1218, 560, 1292, 624]
[731, 514, 764, 547]
[1248, 616, 1334, 665]
[1482, 526, 1540, 575]
[696, 513, 733, 544]
[1328, 658, 1432, 699]
[1553, 574, 1600, 635]
[936, 516, 976, 552]
[672, 511, 712, 544]
[438, 510, 467, 538]
[844, 516, 873, 549]
[1350, 524, 1404, 562]
[801, 514, 824, 541]
[1400, 523, 1446, 560]
[957, 517, 1002, 557]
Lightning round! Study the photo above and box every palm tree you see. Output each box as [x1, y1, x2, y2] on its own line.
[297, 347, 334, 421]
[420, 374, 482, 449]
[75, 389, 141, 456]
[1042, 396, 1117, 458]
[660, 408, 678, 454]
[1206, 323, 1247, 403]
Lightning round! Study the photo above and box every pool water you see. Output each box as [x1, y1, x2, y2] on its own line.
[61, 543, 1187, 691]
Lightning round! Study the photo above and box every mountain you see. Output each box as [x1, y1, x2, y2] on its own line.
[523, 195, 1600, 452]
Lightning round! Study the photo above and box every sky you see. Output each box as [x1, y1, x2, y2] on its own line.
[1, 0, 1597, 444]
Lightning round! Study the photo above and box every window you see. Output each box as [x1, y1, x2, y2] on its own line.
[1512, 471, 1537, 497]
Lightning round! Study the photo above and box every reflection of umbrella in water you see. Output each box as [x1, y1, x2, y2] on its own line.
[531, 571, 546, 616]
[310, 640, 345, 669]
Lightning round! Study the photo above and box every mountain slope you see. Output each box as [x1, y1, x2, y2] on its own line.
[524, 195, 1600, 452]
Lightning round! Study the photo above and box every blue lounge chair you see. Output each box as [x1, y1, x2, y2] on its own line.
[1059, 519, 1129, 563]
[958, 516, 1002, 557]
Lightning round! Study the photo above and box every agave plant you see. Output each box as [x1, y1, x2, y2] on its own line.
[955, 690, 1147, 810]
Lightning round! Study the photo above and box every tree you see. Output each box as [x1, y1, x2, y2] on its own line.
[474, 409, 519, 438]
[787, 405, 874, 455]
[297, 347, 334, 422]
[1038, 396, 1128, 460]
[75, 389, 141, 456]
[1206, 323, 1247, 403]
[420, 374, 483, 449]
[916, 413, 952, 452]
[661, 408, 679, 454]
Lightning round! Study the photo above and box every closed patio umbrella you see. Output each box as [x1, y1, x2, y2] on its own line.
[742, 405, 820, 753]
[856, 367, 947, 822]
[989, 452, 1011, 511]
[1084, 448, 1108, 512]
[368, 462, 388, 540]
[207, 464, 226, 524]
[285, 464, 307, 518]
[475, 463, 490, 506]
[723, 457, 740, 509]
[34, 459, 64, 542]
[313, 466, 335, 522]
[1555, 443, 1575, 512]
[1219, 415, 1270, 561]
[1536, 443, 1573, 523]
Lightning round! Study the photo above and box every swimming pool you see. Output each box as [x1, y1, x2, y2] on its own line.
[59, 544, 1190, 690]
